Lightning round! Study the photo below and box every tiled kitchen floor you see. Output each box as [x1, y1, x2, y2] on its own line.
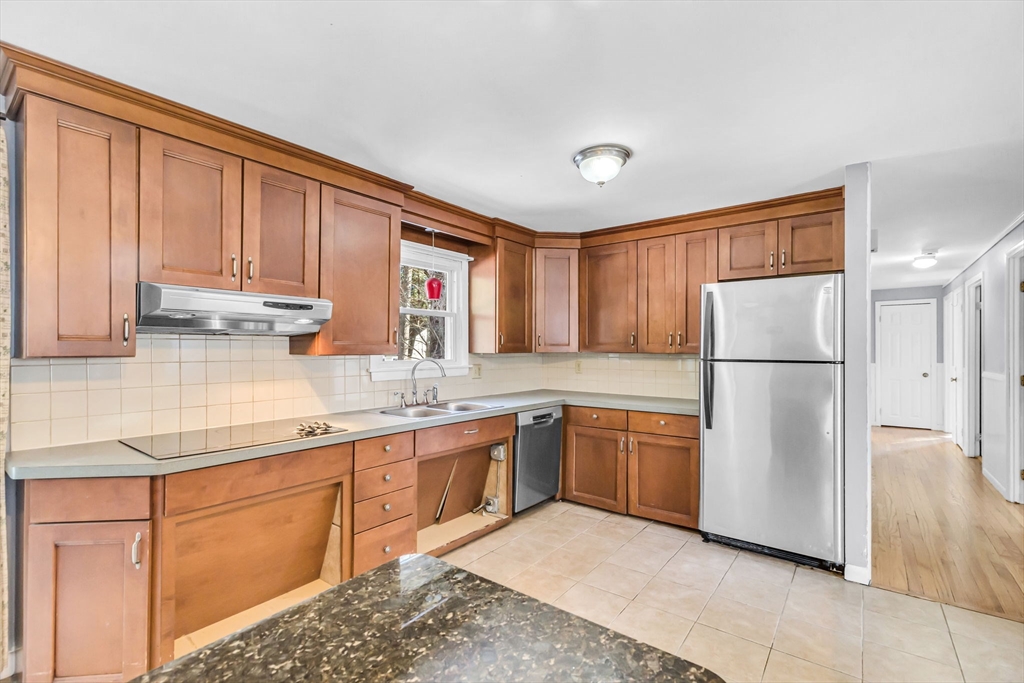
[443, 500, 1024, 683]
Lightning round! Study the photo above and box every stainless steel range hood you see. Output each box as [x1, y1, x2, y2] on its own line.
[137, 282, 332, 336]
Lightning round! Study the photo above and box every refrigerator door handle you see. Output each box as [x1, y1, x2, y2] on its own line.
[702, 290, 715, 358]
[703, 361, 714, 430]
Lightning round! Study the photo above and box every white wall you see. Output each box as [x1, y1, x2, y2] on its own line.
[942, 219, 1024, 500]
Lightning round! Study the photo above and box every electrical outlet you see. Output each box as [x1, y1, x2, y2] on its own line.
[471, 363, 482, 379]
[484, 497, 500, 514]
[574, 360, 583, 374]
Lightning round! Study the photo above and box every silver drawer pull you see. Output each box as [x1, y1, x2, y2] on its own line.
[123, 313, 130, 347]
[383, 503, 392, 512]
[131, 532, 142, 569]
[231, 254, 237, 281]
[464, 428, 479, 434]
[659, 420, 666, 426]
[384, 445, 391, 452]
[384, 473, 392, 482]
[592, 414, 598, 420]
[247, 256, 254, 283]
[383, 545, 392, 554]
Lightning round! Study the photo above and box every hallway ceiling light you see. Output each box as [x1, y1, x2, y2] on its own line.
[913, 252, 938, 269]
[572, 145, 632, 186]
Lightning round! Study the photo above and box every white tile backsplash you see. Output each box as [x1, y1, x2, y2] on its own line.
[7, 335, 698, 450]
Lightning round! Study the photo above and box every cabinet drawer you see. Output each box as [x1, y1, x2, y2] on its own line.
[354, 432, 414, 471]
[354, 459, 416, 502]
[353, 515, 416, 575]
[25, 477, 150, 524]
[565, 406, 628, 431]
[354, 486, 415, 533]
[628, 412, 700, 438]
[415, 415, 515, 457]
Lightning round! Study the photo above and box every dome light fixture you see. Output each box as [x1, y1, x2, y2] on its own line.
[912, 251, 938, 269]
[573, 144, 632, 186]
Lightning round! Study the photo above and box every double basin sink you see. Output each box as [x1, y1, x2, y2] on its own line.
[377, 401, 501, 419]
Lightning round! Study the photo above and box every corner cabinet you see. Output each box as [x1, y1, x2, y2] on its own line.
[579, 242, 638, 353]
[469, 238, 534, 354]
[291, 185, 401, 356]
[675, 229, 718, 353]
[534, 248, 579, 352]
[17, 95, 139, 358]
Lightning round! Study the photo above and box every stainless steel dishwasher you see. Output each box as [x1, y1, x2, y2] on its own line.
[513, 406, 563, 513]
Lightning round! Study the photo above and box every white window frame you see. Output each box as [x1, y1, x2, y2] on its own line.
[369, 240, 472, 382]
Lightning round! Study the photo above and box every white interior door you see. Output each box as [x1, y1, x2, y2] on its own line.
[878, 302, 936, 429]
[949, 288, 966, 449]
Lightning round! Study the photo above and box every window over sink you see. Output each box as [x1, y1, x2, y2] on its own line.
[369, 241, 471, 381]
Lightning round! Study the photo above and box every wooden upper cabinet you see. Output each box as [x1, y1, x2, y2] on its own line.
[627, 433, 700, 528]
[778, 211, 845, 275]
[18, 96, 139, 358]
[675, 229, 718, 354]
[292, 185, 400, 356]
[580, 242, 638, 353]
[24, 521, 151, 683]
[139, 130, 242, 289]
[497, 239, 534, 353]
[638, 236, 676, 354]
[534, 248, 578, 353]
[718, 221, 778, 281]
[564, 425, 627, 514]
[241, 161, 320, 297]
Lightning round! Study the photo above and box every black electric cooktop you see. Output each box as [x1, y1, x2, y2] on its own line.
[119, 418, 347, 460]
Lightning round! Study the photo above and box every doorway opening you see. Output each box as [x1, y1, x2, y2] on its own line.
[875, 299, 937, 429]
[964, 275, 983, 457]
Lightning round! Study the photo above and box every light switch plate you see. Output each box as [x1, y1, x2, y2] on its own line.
[574, 360, 583, 374]
[471, 364, 482, 379]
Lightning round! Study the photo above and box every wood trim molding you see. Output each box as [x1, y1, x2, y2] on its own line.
[493, 218, 536, 247]
[536, 233, 582, 249]
[0, 42, 411, 206]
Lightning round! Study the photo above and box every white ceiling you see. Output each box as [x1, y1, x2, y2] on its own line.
[1, 1, 1021, 252]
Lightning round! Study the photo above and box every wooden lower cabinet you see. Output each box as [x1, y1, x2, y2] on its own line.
[563, 424, 627, 514]
[627, 432, 700, 528]
[24, 521, 151, 683]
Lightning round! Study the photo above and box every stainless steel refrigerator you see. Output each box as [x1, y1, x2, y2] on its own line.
[699, 273, 844, 568]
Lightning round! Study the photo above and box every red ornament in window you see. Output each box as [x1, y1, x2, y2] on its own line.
[425, 276, 443, 300]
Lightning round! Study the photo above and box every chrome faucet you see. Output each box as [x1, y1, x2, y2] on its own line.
[411, 359, 446, 405]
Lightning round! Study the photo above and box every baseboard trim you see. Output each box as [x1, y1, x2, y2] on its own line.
[982, 466, 1009, 499]
[844, 563, 871, 585]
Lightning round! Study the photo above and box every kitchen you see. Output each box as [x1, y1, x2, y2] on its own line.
[1, 3, 1022, 683]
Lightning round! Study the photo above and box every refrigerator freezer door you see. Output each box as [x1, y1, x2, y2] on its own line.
[701, 273, 843, 362]
[700, 360, 843, 564]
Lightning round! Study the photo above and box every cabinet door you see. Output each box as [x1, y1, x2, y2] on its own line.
[535, 248, 578, 352]
[718, 221, 778, 281]
[241, 161, 320, 297]
[298, 185, 401, 355]
[579, 242, 638, 353]
[778, 211, 844, 275]
[628, 433, 700, 528]
[20, 96, 138, 357]
[24, 521, 151, 683]
[564, 425, 627, 514]
[638, 236, 676, 353]
[496, 239, 534, 353]
[139, 130, 242, 289]
[675, 229, 718, 354]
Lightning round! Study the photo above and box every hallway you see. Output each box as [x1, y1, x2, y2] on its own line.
[872, 427, 1024, 622]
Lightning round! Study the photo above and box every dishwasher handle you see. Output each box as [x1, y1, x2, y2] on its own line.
[531, 413, 557, 427]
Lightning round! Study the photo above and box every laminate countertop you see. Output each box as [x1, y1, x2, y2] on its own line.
[5, 390, 698, 480]
[132, 554, 723, 683]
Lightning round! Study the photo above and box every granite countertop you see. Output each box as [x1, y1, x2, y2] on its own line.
[6, 390, 699, 480]
[133, 554, 722, 683]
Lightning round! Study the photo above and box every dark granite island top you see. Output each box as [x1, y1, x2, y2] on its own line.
[134, 554, 723, 683]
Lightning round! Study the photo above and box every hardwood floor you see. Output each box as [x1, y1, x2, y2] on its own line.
[872, 426, 1024, 623]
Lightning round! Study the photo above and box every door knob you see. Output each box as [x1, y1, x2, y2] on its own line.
[922, 372, 929, 378]
[950, 377, 958, 382]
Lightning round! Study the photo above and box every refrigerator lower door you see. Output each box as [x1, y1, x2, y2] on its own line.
[700, 360, 843, 564]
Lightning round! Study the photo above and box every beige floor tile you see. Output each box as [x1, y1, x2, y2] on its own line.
[585, 519, 645, 544]
[554, 510, 603, 532]
[791, 567, 862, 607]
[628, 527, 688, 554]
[714, 572, 789, 614]
[465, 525, 519, 552]
[762, 651, 860, 683]
[560, 531, 623, 557]
[439, 542, 491, 568]
[942, 604, 1024, 651]
[464, 552, 530, 584]
[603, 512, 650, 530]
[863, 609, 958, 668]
[678, 623, 770, 683]
[581, 561, 652, 599]
[634, 576, 713, 621]
[520, 519, 583, 547]
[675, 539, 739, 571]
[862, 641, 963, 683]
[951, 631, 1024, 683]
[503, 565, 577, 604]
[782, 588, 863, 637]
[657, 555, 730, 592]
[553, 582, 630, 627]
[645, 521, 701, 541]
[491, 535, 559, 565]
[697, 595, 780, 646]
[609, 601, 694, 653]
[521, 500, 572, 521]
[604, 541, 676, 576]
[864, 586, 946, 629]
[773, 615, 863, 678]
[562, 503, 610, 520]
[727, 552, 796, 588]
[543, 546, 610, 580]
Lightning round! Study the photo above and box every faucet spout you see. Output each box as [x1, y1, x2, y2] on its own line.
[411, 358, 447, 404]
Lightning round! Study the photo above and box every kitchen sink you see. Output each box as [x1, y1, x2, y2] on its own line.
[431, 402, 500, 412]
[379, 406, 452, 419]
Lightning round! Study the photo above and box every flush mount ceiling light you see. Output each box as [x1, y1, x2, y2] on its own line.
[572, 144, 632, 186]
[913, 252, 938, 269]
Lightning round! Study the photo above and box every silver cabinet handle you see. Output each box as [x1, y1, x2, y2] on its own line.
[630, 332, 636, 347]
[668, 333, 673, 347]
[781, 249, 786, 268]
[384, 445, 391, 452]
[499, 333, 504, 347]
[677, 332, 682, 348]
[231, 254, 237, 281]
[592, 414, 599, 420]
[393, 327, 398, 346]
[659, 420, 666, 425]
[123, 313, 130, 347]
[464, 428, 479, 434]
[384, 473, 392, 482]
[131, 532, 142, 569]
[247, 256, 254, 283]
[383, 545, 392, 554]
[629, 437, 634, 454]
[769, 251, 774, 270]
[383, 503, 392, 512]
[538, 335, 542, 347]
[619, 436, 625, 453]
